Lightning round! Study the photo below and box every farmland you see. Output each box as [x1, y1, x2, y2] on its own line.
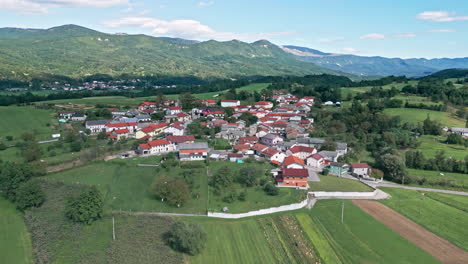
[383, 108, 465, 127]
[0, 197, 33, 264]
[309, 175, 374, 192]
[379, 187, 468, 251]
[296, 199, 439, 264]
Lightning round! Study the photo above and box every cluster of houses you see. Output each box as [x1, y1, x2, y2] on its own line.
[73, 89, 373, 189]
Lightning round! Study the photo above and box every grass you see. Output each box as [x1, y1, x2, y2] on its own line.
[42, 96, 153, 108]
[0, 197, 33, 264]
[309, 175, 374, 192]
[187, 213, 318, 264]
[0, 106, 57, 141]
[383, 108, 465, 127]
[393, 95, 440, 106]
[296, 200, 440, 264]
[340, 81, 419, 97]
[24, 180, 182, 264]
[407, 168, 468, 191]
[380, 187, 468, 251]
[415, 135, 467, 160]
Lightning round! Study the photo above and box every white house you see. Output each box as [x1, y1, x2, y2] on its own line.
[221, 100, 240, 107]
[261, 147, 285, 164]
[167, 106, 182, 115]
[286, 145, 317, 160]
[351, 163, 372, 177]
[138, 139, 175, 156]
[282, 155, 305, 169]
[255, 101, 273, 109]
[85, 120, 109, 135]
[164, 122, 185, 136]
[306, 154, 325, 168]
[450, 127, 468, 138]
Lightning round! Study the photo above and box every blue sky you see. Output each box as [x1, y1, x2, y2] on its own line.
[0, 0, 467, 58]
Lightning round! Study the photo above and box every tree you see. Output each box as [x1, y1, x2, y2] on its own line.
[238, 166, 260, 187]
[446, 133, 464, 145]
[165, 221, 207, 255]
[238, 112, 258, 126]
[422, 115, 441, 135]
[14, 181, 45, 211]
[166, 180, 190, 207]
[22, 141, 42, 162]
[320, 141, 337, 151]
[179, 93, 198, 110]
[0, 162, 35, 201]
[210, 166, 233, 192]
[70, 141, 82, 152]
[379, 154, 407, 183]
[263, 183, 279, 196]
[65, 187, 103, 224]
[151, 175, 171, 202]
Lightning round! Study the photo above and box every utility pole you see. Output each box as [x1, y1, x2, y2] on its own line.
[341, 201, 344, 224]
[112, 217, 116, 241]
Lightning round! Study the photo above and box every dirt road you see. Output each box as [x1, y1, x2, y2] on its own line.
[352, 200, 468, 264]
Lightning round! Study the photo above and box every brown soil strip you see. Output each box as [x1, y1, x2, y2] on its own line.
[352, 200, 468, 264]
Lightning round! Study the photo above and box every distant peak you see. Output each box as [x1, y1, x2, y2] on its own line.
[252, 39, 273, 45]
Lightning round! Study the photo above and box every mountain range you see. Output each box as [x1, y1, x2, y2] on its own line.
[0, 24, 466, 81]
[282, 45, 468, 77]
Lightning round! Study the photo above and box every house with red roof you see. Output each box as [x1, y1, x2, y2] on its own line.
[167, 106, 182, 115]
[108, 128, 131, 141]
[238, 136, 258, 146]
[135, 122, 168, 139]
[221, 100, 240, 107]
[197, 99, 216, 106]
[306, 153, 325, 168]
[261, 147, 285, 164]
[138, 102, 157, 111]
[233, 144, 250, 153]
[255, 101, 273, 109]
[251, 143, 268, 155]
[166, 135, 195, 146]
[351, 163, 372, 177]
[282, 156, 305, 169]
[276, 168, 309, 188]
[164, 122, 185, 136]
[137, 139, 175, 156]
[286, 145, 317, 160]
[175, 112, 190, 122]
[106, 121, 138, 133]
[261, 133, 283, 147]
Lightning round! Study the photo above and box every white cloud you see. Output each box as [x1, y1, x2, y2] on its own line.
[318, 37, 345, 43]
[428, 29, 456, 33]
[103, 16, 295, 40]
[360, 33, 386, 40]
[197, 1, 214, 7]
[0, 0, 128, 13]
[417, 11, 468, 22]
[340, 47, 359, 54]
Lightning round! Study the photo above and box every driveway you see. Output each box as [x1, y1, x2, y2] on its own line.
[307, 168, 320, 182]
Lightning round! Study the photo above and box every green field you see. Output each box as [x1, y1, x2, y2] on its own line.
[380, 187, 468, 251]
[0, 106, 57, 140]
[383, 108, 465, 127]
[393, 95, 440, 106]
[0, 197, 33, 264]
[42, 96, 152, 107]
[309, 176, 374, 192]
[415, 135, 467, 160]
[407, 168, 468, 191]
[296, 200, 439, 264]
[340, 81, 419, 97]
[188, 213, 318, 264]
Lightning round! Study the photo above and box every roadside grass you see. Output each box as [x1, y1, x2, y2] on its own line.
[0, 197, 33, 264]
[379, 187, 468, 251]
[186, 214, 318, 264]
[309, 175, 373, 192]
[415, 135, 467, 160]
[383, 108, 465, 127]
[296, 200, 439, 264]
[407, 168, 468, 191]
[24, 180, 182, 264]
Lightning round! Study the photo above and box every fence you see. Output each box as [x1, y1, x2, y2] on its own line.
[309, 190, 378, 199]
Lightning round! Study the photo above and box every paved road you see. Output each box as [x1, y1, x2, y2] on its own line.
[307, 168, 320, 182]
[369, 182, 468, 196]
[114, 211, 205, 217]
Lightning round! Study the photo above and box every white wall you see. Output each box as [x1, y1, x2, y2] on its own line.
[309, 190, 377, 198]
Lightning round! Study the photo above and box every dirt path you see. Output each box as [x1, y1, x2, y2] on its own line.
[352, 200, 468, 264]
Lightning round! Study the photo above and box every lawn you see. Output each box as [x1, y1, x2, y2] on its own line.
[0, 106, 57, 141]
[379, 187, 468, 251]
[383, 108, 465, 127]
[296, 200, 439, 264]
[187, 213, 318, 264]
[415, 135, 467, 160]
[309, 175, 374, 192]
[24, 180, 182, 264]
[0, 197, 33, 264]
[407, 168, 468, 191]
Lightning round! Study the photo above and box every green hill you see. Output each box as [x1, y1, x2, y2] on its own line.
[0, 25, 346, 80]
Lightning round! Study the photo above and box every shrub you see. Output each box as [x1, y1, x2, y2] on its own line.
[14, 181, 45, 211]
[65, 187, 103, 224]
[222, 192, 238, 203]
[264, 183, 279, 196]
[322, 169, 329, 176]
[165, 221, 207, 255]
[0, 143, 6, 151]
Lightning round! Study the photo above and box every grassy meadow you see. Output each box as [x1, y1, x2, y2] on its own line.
[0, 197, 33, 264]
[407, 168, 468, 191]
[0, 106, 57, 140]
[415, 135, 467, 160]
[383, 108, 465, 127]
[309, 175, 374, 192]
[380, 187, 468, 251]
[296, 199, 439, 264]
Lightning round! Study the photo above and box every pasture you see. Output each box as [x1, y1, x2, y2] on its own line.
[383, 108, 465, 127]
[0, 198, 33, 264]
[296, 199, 439, 264]
[415, 135, 467, 160]
[0, 106, 56, 141]
[379, 187, 468, 251]
[407, 168, 468, 191]
[309, 175, 373, 192]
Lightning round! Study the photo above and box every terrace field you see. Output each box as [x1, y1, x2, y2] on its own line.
[380, 187, 468, 251]
[383, 108, 465, 127]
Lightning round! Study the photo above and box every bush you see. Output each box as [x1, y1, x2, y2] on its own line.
[222, 192, 238, 203]
[238, 190, 247, 201]
[165, 221, 207, 255]
[14, 181, 45, 211]
[321, 169, 329, 176]
[65, 187, 103, 224]
[6, 136, 13, 141]
[0, 143, 7, 151]
[264, 183, 279, 196]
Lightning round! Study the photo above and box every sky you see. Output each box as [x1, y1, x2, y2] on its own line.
[0, 0, 467, 58]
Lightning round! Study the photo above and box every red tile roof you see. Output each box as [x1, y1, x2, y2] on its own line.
[114, 128, 130, 134]
[141, 127, 156, 133]
[282, 156, 305, 167]
[308, 153, 323, 160]
[139, 143, 151, 149]
[148, 122, 168, 129]
[166, 135, 195, 143]
[351, 163, 371, 169]
[148, 139, 171, 146]
[282, 168, 308, 177]
[255, 101, 272, 105]
[289, 145, 315, 154]
[169, 106, 181, 110]
[107, 122, 137, 128]
[234, 144, 250, 151]
[252, 143, 268, 152]
[221, 100, 240, 103]
[262, 147, 279, 157]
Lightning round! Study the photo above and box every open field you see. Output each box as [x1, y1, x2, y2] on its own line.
[309, 175, 374, 192]
[0, 106, 57, 140]
[340, 81, 419, 96]
[0, 197, 33, 264]
[393, 95, 440, 106]
[379, 187, 468, 251]
[296, 199, 438, 264]
[187, 213, 318, 264]
[383, 108, 465, 127]
[354, 199, 468, 263]
[41, 96, 152, 108]
[407, 168, 468, 191]
[415, 135, 467, 160]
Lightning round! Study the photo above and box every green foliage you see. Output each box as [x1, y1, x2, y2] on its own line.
[446, 133, 465, 145]
[0, 162, 36, 200]
[151, 176, 191, 207]
[237, 166, 261, 187]
[14, 180, 45, 211]
[321, 168, 329, 176]
[166, 221, 207, 255]
[378, 154, 408, 183]
[263, 183, 279, 196]
[65, 186, 103, 224]
[210, 165, 233, 193]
